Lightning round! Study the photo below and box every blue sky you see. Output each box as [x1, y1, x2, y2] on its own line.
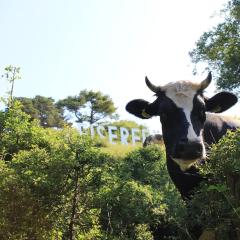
[1, 0, 235, 131]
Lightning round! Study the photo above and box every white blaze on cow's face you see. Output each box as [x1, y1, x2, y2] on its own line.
[163, 81, 201, 141]
[161, 80, 206, 170]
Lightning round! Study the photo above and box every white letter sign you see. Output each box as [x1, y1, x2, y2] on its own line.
[120, 127, 129, 145]
[108, 126, 118, 144]
[131, 128, 140, 145]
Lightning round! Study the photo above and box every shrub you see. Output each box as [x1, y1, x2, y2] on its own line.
[181, 129, 240, 239]
[0, 102, 188, 239]
[97, 146, 185, 239]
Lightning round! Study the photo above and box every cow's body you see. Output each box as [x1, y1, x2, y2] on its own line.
[126, 73, 239, 199]
[143, 134, 163, 147]
[204, 113, 240, 145]
[167, 113, 240, 198]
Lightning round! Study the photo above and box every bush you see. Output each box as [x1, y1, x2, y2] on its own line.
[180, 129, 240, 239]
[0, 161, 54, 239]
[0, 102, 188, 239]
[97, 146, 185, 240]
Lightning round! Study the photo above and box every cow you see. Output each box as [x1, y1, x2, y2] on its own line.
[143, 134, 163, 147]
[126, 72, 240, 200]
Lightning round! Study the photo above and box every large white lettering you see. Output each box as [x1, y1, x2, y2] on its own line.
[97, 125, 105, 138]
[108, 126, 118, 144]
[78, 123, 88, 135]
[90, 125, 95, 137]
[131, 128, 140, 145]
[120, 127, 129, 145]
[77, 123, 155, 146]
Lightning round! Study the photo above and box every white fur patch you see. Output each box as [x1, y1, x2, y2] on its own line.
[164, 81, 200, 141]
[172, 158, 197, 171]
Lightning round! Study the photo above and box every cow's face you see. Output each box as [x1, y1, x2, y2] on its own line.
[126, 72, 237, 171]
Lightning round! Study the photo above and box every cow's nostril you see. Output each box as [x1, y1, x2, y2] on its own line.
[174, 141, 203, 159]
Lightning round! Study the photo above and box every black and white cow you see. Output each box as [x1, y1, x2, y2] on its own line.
[143, 134, 163, 147]
[126, 72, 240, 199]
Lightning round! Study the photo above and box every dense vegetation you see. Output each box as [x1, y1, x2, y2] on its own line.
[190, 0, 240, 92]
[186, 130, 240, 239]
[0, 100, 185, 239]
[1, 1, 240, 237]
[1, 97, 240, 239]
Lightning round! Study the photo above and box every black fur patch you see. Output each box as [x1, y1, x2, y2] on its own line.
[206, 92, 237, 113]
[191, 94, 206, 136]
[125, 99, 151, 119]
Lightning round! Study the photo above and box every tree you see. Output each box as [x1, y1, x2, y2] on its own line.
[190, 0, 240, 91]
[57, 90, 118, 124]
[1, 65, 21, 107]
[0, 100, 109, 239]
[0, 160, 54, 240]
[1, 66, 66, 128]
[16, 95, 66, 128]
[97, 146, 183, 239]
[0, 98, 186, 239]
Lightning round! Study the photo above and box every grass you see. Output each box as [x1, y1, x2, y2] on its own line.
[93, 136, 165, 157]
[96, 138, 142, 157]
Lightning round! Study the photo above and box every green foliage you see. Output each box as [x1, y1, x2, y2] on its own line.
[111, 120, 146, 130]
[0, 101, 185, 239]
[0, 65, 188, 239]
[0, 100, 106, 238]
[16, 95, 66, 128]
[123, 146, 167, 188]
[0, 96, 187, 239]
[204, 129, 240, 178]
[97, 146, 184, 240]
[1, 65, 21, 107]
[190, 0, 240, 91]
[57, 89, 118, 124]
[180, 129, 240, 239]
[0, 161, 53, 239]
[100, 141, 140, 157]
[134, 224, 154, 240]
[0, 101, 35, 161]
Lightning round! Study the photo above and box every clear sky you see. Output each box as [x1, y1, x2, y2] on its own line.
[1, 0, 236, 131]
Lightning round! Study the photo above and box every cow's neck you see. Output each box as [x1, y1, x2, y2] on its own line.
[166, 154, 203, 200]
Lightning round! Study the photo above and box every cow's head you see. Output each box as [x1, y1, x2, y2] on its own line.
[126, 72, 237, 171]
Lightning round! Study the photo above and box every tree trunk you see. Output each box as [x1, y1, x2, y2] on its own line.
[68, 169, 80, 240]
[63, 159, 81, 240]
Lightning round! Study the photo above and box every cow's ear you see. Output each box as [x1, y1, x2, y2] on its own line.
[205, 92, 238, 113]
[126, 99, 158, 119]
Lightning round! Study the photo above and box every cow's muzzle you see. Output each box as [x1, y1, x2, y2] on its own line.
[173, 140, 203, 160]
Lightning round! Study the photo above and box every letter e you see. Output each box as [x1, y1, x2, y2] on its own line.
[108, 126, 118, 144]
